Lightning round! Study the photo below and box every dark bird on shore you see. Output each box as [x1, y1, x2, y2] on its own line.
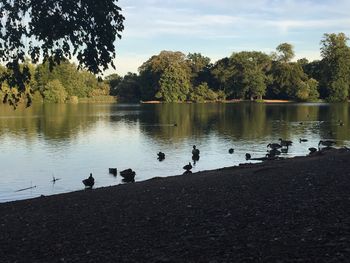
[267, 143, 282, 149]
[82, 173, 95, 188]
[299, 138, 308, 143]
[318, 140, 336, 147]
[245, 153, 251, 160]
[120, 169, 136, 182]
[228, 148, 234, 154]
[109, 168, 117, 176]
[51, 176, 60, 183]
[267, 148, 281, 156]
[192, 145, 200, 156]
[279, 138, 293, 147]
[157, 152, 165, 161]
[183, 162, 192, 171]
[308, 147, 317, 154]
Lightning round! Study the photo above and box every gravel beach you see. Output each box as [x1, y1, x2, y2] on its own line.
[1, 149, 350, 262]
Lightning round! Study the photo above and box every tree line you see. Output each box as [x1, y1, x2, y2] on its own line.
[110, 32, 350, 103]
[0, 60, 111, 105]
[1, 32, 349, 105]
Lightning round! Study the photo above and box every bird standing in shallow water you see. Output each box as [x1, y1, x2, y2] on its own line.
[192, 145, 200, 156]
[82, 173, 95, 188]
[157, 152, 165, 161]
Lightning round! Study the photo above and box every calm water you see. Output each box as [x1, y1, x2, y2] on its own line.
[0, 102, 349, 202]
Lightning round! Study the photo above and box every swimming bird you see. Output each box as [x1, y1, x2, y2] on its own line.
[192, 145, 200, 156]
[318, 140, 336, 147]
[299, 138, 308, 143]
[120, 169, 136, 182]
[267, 143, 282, 149]
[279, 138, 293, 147]
[157, 152, 165, 161]
[245, 153, 251, 160]
[109, 168, 117, 176]
[183, 162, 192, 171]
[51, 176, 60, 183]
[82, 173, 95, 188]
[339, 120, 344, 126]
[228, 148, 234, 154]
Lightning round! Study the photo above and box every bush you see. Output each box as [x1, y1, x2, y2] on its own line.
[43, 79, 68, 103]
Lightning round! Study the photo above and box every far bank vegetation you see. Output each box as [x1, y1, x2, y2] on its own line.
[1, 33, 350, 105]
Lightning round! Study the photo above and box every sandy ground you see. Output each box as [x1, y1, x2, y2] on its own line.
[1, 148, 350, 262]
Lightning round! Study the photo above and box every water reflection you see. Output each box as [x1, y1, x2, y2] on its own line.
[0, 102, 349, 202]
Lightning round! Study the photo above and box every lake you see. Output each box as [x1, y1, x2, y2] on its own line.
[0, 102, 349, 202]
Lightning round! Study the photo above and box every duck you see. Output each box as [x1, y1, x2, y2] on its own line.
[338, 120, 344, 126]
[228, 148, 234, 154]
[51, 176, 61, 183]
[192, 154, 200, 164]
[318, 140, 336, 147]
[245, 153, 251, 160]
[109, 168, 117, 176]
[157, 152, 165, 160]
[299, 138, 308, 143]
[192, 145, 200, 156]
[183, 162, 192, 171]
[120, 169, 136, 182]
[267, 143, 282, 149]
[267, 148, 281, 156]
[308, 147, 317, 154]
[279, 138, 293, 147]
[82, 173, 95, 188]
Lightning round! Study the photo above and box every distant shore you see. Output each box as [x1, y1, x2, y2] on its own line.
[1, 148, 350, 262]
[140, 99, 294, 104]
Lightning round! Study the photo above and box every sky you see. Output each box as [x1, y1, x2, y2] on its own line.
[110, 0, 350, 76]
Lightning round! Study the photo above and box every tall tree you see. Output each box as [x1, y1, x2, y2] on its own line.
[0, 0, 124, 104]
[228, 51, 272, 99]
[138, 51, 191, 101]
[320, 33, 350, 102]
[276, 43, 295, 63]
[156, 63, 191, 102]
[187, 53, 212, 86]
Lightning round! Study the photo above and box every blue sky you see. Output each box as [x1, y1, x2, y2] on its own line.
[111, 0, 350, 76]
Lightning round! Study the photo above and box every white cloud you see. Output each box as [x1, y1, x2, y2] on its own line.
[110, 0, 350, 74]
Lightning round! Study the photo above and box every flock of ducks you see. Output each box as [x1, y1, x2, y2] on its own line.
[82, 168, 136, 189]
[60, 136, 343, 190]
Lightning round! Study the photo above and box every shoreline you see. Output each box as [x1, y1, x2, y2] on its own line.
[1, 148, 350, 262]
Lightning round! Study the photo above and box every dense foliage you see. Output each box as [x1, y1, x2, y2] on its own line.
[1, 32, 350, 105]
[0, 60, 112, 105]
[112, 33, 349, 103]
[0, 0, 124, 106]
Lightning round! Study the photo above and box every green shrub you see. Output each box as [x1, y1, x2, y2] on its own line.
[43, 79, 68, 103]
